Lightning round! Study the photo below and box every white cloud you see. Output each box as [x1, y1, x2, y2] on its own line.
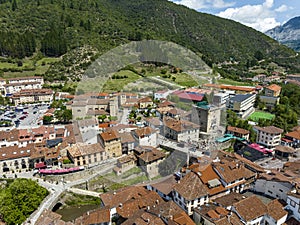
[216, 0, 280, 32]
[275, 5, 288, 12]
[172, 0, 235, 10]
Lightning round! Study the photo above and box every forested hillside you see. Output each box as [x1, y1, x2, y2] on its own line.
[0, 0, 297, 66]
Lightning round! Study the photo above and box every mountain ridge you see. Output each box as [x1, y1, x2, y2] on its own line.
[265, 16, 300, 52]
[0, 0, 298, 68]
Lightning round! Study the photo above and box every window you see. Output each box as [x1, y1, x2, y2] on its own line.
[290, 199, 296, 207]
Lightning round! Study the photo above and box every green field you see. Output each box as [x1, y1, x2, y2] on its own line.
[248, 111, 275, 121]
[102, 70, 141, 92]
[217, 78, 252, 86]
[0, 57, 61, 79]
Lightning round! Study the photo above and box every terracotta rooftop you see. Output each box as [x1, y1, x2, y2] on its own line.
[118, 132, 136, 144]
[204, 84, 256, 92]
[213, 192, 245, 207]
[233, 195, 267, 222]
[74, 207, 110, 225]
[12, 88, 53, 97]
[275, 145, 295, 154]
[254, 125, 283, 134]
[122, 211, 165, 225]
[266, 84, 281, 92]
[100, 130, 120, 142]
[0, 129, 19, 142]
[172, 211, 196, 225]
[173, 171, 208, 201]
[100, 186, 149, 208]
[138, 97, 153, 103]
[227, 126, 250, 135]
[213, 159, 255, 184]
[35, 209, 73, 225]
[163, 117, 200, 132]
[137, 146, 166, 163]
[285, 130, 300, 140]
[117, 154, 137, 164]
[67, 143, 104, 158]
[0, 144, 34, 161]
[116, 191, 162, 219]
[150, 175, 177, 196]
[267, 199, 287, 222]
[133, 127, 156, 137]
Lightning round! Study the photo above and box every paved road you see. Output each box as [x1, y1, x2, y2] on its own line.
[120, 108, 130, 125]
[17, 159, 117, 225]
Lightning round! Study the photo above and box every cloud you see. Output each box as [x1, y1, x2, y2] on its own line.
[216, 0, 280, 32]
[171, 0, 235, 10]
[275, 5, 288, 12]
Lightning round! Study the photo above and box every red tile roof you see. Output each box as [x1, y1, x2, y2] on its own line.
[227, 126, 250, 135]
[254, 125, 283, 134]
[266, 84, 281, 92]
[233, 195, 267, 222]
[173, 171, 208, 201]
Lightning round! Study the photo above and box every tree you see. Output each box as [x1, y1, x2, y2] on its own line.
[43, 115, 53, 124]
[55, 109, 72, 123]
[0, 179, 48, 225]
[11, 0, 17, 11]
[254, 50, 264, 61]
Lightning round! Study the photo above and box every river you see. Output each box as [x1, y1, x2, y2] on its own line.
[55, 204, 100, 222]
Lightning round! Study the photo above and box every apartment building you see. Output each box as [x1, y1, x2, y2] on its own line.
[254, 125, 283, 149]
[11, 88, 53, 105]
[0, 76, 44, 96]
[227, 94, 256, 118]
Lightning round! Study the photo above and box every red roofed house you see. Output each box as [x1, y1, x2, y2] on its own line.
[131, 126, 157, 147]
[99, 130, 122, 158]
[281, 126, 300, 148]
[227, 126, 250, 141]
[163, 117, 200, 142]
[138, 97, 153, 109]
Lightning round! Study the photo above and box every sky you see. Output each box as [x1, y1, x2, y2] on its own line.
[170, 0, 300, 32]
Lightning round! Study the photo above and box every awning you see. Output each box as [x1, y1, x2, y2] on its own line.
[35, 162, 46, 169]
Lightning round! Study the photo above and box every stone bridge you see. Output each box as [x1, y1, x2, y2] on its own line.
[67, 187, 101, 198]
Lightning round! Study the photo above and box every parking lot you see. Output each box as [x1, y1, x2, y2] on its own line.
[0, 104, 50, 129]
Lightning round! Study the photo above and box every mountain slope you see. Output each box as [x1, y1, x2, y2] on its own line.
[266, 16, 300, 51]
[0, 0, 297, 65]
